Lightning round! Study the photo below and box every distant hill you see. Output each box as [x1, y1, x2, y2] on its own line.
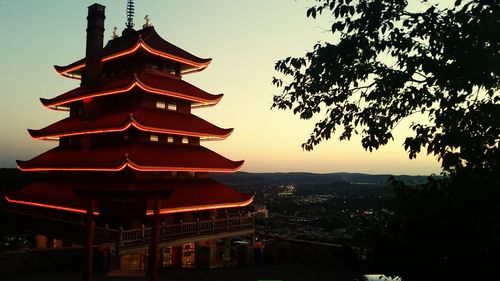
[0, 168, 434, 191]
[211, 172, 433, 185]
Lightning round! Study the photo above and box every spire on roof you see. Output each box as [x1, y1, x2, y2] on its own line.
[125, 0, 135, 29]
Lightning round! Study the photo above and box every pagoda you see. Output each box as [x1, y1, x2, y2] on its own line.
[4, 3, 254, 280]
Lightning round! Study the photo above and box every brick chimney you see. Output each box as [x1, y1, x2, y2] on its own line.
[82, 4, 105, 88]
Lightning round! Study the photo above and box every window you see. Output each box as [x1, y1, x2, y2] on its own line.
[156, 101, 166, 109]
[181, 137, 189, 144]
[167, 136, 174, 143]
[150, 135, 159, 142]
[167, 102, 177, 111]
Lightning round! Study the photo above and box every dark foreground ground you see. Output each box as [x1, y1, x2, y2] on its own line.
[1, 261, 359, 281]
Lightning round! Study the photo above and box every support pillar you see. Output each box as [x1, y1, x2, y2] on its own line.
[85, 198, 96, 281]
[0, 195, 5, 252]
[150, 197, 160, 281]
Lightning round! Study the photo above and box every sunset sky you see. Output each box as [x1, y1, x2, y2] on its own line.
[0, 1, 441, 175]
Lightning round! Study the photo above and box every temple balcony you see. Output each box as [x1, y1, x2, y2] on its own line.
[4, 204, 254, 252]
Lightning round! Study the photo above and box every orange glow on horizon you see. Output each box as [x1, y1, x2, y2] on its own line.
[5, 196, 100, 215]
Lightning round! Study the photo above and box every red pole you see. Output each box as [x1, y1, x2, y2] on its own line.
[150, 197, 160, 281]
[85, 198, 95, 281]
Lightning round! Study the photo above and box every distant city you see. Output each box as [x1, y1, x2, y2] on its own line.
[1, 169, 432, 250]
[213, 172, 431, 245]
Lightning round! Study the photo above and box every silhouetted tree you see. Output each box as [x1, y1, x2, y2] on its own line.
[273, 0, 500, 174]
[273, 1, 500, 280]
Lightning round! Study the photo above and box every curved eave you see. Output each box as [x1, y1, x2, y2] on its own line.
[5, 177, 252, 216]
[17, 160, 244, 173]
[129, 120, 233, 140]
[40, 98, 70, 111]
[17, 144, 244, 172]
[146, 195, 254, 215]
[54, 40, 212, 79]
[29, 123, 233, 141]
[126, 160, 244, 173]
[54, 65, 82, 80]
[16, 160, 128, 172]
[5, 196, 99, 215]
[41, 80, 223, 110]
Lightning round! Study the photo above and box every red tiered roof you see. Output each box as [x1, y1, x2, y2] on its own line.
[55, 27, 212, 79]
[17, 143, 244, 172]
[28, 107, 233, 140]
[41, 70, 222, 110]
[6, 177, 253, 215]
[12, 11, 252, 221]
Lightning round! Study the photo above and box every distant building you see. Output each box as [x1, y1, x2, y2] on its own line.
[4, 3, 254, 279]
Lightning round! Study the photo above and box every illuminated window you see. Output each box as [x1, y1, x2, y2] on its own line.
[150, 135, 159, 142]
[182, 137, 189, 144]
[182, 243, 196, 268]
[167, 136, 174, 143]
[167, 102, 177, 111]
[161, 247, 174, 267]
[156, 101, 166, 109]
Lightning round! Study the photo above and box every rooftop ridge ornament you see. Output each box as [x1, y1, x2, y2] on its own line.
[111, 27, 118, 39]
[143, 15, 152, 28]
[125, 0, 135, 29]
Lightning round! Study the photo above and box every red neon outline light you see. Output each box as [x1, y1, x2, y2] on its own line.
[135, 80, 221, 104]
[29, 117, 232, 141]
[56, 64, 84, 79]
[126, 160, 244, 173]
[30, 123, 133, 140]
[129, 120, 232, 139]
[5, 196, 99, 215]
[101, 42, 142, 62]
[17, 162, 129, 172]
[145, 195, 254, 215]
[17, 160, 244, 173]
[56, 40, 210, 78]
[44, 78, 222, 109]
[45, 83, 135, 108]
[138, 41, 210, 68]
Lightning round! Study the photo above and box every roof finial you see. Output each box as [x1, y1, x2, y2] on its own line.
[111, 27, 119, 39]
[126, 0, 135, 29]
[143, 15, 152, 28]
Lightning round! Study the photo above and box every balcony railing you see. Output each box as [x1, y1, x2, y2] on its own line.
[113, 216, 254, 246]
[5, 205, 254, 247]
